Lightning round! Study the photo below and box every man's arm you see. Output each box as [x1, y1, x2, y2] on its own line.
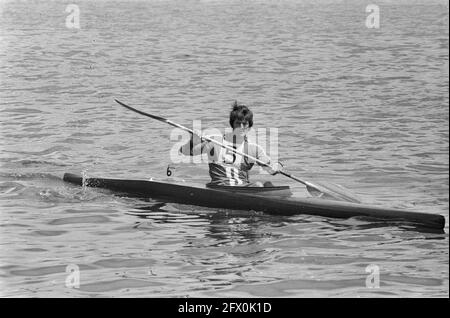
[179, 133, 209, 156]
[255, 144, 282, 175]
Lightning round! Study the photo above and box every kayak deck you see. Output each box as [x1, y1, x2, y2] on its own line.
[63, 173, 446, 230]
[205, 183, 292, 197]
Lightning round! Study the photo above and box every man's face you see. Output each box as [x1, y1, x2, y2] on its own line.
[232, 119, 250, 136]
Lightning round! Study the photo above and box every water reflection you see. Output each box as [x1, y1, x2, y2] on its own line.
[127, 200, 446, 244]
[322, 217, 446, 235]
[128, 200, 288, 244]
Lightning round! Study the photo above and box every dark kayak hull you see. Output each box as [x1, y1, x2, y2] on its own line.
[63, 173, 445, 230]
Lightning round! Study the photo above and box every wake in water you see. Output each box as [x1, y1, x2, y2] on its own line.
[0, 172, 62, 181]
[16, 159, 70, 167]
[0, 171, 111, 203]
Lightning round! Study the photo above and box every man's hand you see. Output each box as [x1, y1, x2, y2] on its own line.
[190, 130, 204, 145]
[269, 162, 284, 175]
[179, 130, 205, 156]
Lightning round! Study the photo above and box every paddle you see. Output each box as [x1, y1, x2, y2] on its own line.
[115, 99, 361, 203]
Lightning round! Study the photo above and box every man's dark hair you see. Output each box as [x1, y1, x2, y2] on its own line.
[229, 101, 253, 128]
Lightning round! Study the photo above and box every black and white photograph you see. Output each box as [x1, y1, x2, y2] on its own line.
[0, 0, 448, 300]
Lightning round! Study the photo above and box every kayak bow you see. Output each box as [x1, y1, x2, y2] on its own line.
[63, 173, 446, 230]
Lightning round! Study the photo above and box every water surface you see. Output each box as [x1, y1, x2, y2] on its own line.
[0, 0, 448, 297]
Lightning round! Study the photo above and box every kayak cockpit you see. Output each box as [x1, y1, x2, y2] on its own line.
[205, 183, 292, 198]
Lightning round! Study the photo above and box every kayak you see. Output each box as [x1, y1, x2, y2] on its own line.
[63, 173, 446, 230]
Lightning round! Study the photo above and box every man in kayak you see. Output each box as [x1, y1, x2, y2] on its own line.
[179, 101, 282, 187]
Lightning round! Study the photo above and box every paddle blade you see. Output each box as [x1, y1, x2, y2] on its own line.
[305, 181, 361, 203]
[279, 171, 361, 203]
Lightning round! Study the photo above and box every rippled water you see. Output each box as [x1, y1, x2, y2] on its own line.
[0, 0, 448, 297]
